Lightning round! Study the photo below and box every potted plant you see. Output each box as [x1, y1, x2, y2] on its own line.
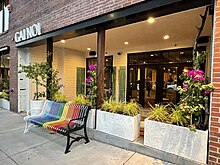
[19, 62, 64, 114]
[96, 98, 141, 141]
[19, 62, 50, 113]
[144, 52, 214, 164]
[144, 103, 208, 164]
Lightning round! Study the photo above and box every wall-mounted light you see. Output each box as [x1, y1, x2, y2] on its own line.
[163, 35, 169, 40]
[147, 17, 155, 24]
[124, 42, 129, 45]
[60, 40, 65, 43]
[87, 48, 91, 51]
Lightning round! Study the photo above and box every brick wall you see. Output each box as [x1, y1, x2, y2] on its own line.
[209, 0, 220, 164]
[0, 0, 143, 112]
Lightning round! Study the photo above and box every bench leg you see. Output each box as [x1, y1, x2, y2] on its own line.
[84, 126, 90, 144]
[24, 122, 29, 134]
[64, 134, 71, 154]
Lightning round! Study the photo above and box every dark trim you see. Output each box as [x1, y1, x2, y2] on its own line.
[46, 37, 53, 100]
[16, 0, 211, 47]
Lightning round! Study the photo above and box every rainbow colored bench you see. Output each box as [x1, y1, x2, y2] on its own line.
[24, 100, 91, 154]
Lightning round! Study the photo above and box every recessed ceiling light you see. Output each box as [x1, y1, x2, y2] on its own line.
[60, 40, 65, 43]
[163, 35, 170, 40]
[124, 42, 129, 45]
[87, 48, 91, 51]
[147, 17, 155, 24]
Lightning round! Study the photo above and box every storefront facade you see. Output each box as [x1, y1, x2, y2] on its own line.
[1, 0, 220, 164]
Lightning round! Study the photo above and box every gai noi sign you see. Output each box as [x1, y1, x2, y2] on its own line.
[15, 23, 41, 43]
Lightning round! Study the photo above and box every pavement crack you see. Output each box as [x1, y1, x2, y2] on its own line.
[0, 148, 19, 165]
[123, 152, 136, 165]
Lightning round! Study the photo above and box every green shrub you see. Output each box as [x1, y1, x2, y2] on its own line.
[124, 100, 141, 116]
[147, 103, 169, 123]
[0, 91, 9, 101]
[74, 95, 90, 105]
[147, 102, 189, 127]
[53, 92, 66, 102]
[101, 98, 141, 116]
[168, 103, 188, 126]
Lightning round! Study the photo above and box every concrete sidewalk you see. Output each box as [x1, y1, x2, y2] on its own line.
[0, 108, 172, 165]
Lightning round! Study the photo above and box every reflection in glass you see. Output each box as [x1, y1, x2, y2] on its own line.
[144, 68, 157, 108]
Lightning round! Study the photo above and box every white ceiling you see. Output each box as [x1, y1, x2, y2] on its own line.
[54, 6, 212, 54]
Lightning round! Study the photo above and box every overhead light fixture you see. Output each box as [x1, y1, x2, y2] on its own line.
[147, 17, 155, 24]
[163, 35, 170, 40]
[124, 42, 129, 45]
[60, 40, 65, 43]
[87, 48, 91, 51]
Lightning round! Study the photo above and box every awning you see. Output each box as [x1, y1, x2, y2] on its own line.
[0, 46, 10, 55]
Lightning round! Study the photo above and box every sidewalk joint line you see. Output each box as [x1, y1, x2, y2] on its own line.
[0, 149, 19, 165]
[0, 127, 24, 135]
[123, 152, 136, 165]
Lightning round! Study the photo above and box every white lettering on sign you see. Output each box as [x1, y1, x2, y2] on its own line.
[15, 23, 41, 43]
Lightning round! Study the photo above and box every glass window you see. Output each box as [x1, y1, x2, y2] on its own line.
[0, 0, 9, 34]
[86, 56, 114, 100]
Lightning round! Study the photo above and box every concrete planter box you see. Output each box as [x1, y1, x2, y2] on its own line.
[87, 108, 96, 129]
[96, 110, 140, 141]
[0, 99, 10, 110]
[144, 119, 208, 164]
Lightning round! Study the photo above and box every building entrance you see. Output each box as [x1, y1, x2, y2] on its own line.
[127, 47, 199, 108]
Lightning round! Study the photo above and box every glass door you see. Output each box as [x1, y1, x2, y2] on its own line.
[128, 67, 142, 104]
[128, 66, 158, 107]
[144, 67, 157, 108]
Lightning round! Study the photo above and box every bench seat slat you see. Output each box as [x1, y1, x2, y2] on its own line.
[43, 104, 82, 135]
[28, 102, 65, 127]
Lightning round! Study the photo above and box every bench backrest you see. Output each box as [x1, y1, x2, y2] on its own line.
[39, 100, 65, 119]
[61, 103, 90, 123]
[28, 100, 90, 126]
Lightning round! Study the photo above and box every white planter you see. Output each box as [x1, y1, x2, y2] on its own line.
[144, 119, 208, 164]
[29, 100, 45, 115]
[0, 99, 10, 110]
[96, 110, 140, 141]
[87, 109, 96, 129]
